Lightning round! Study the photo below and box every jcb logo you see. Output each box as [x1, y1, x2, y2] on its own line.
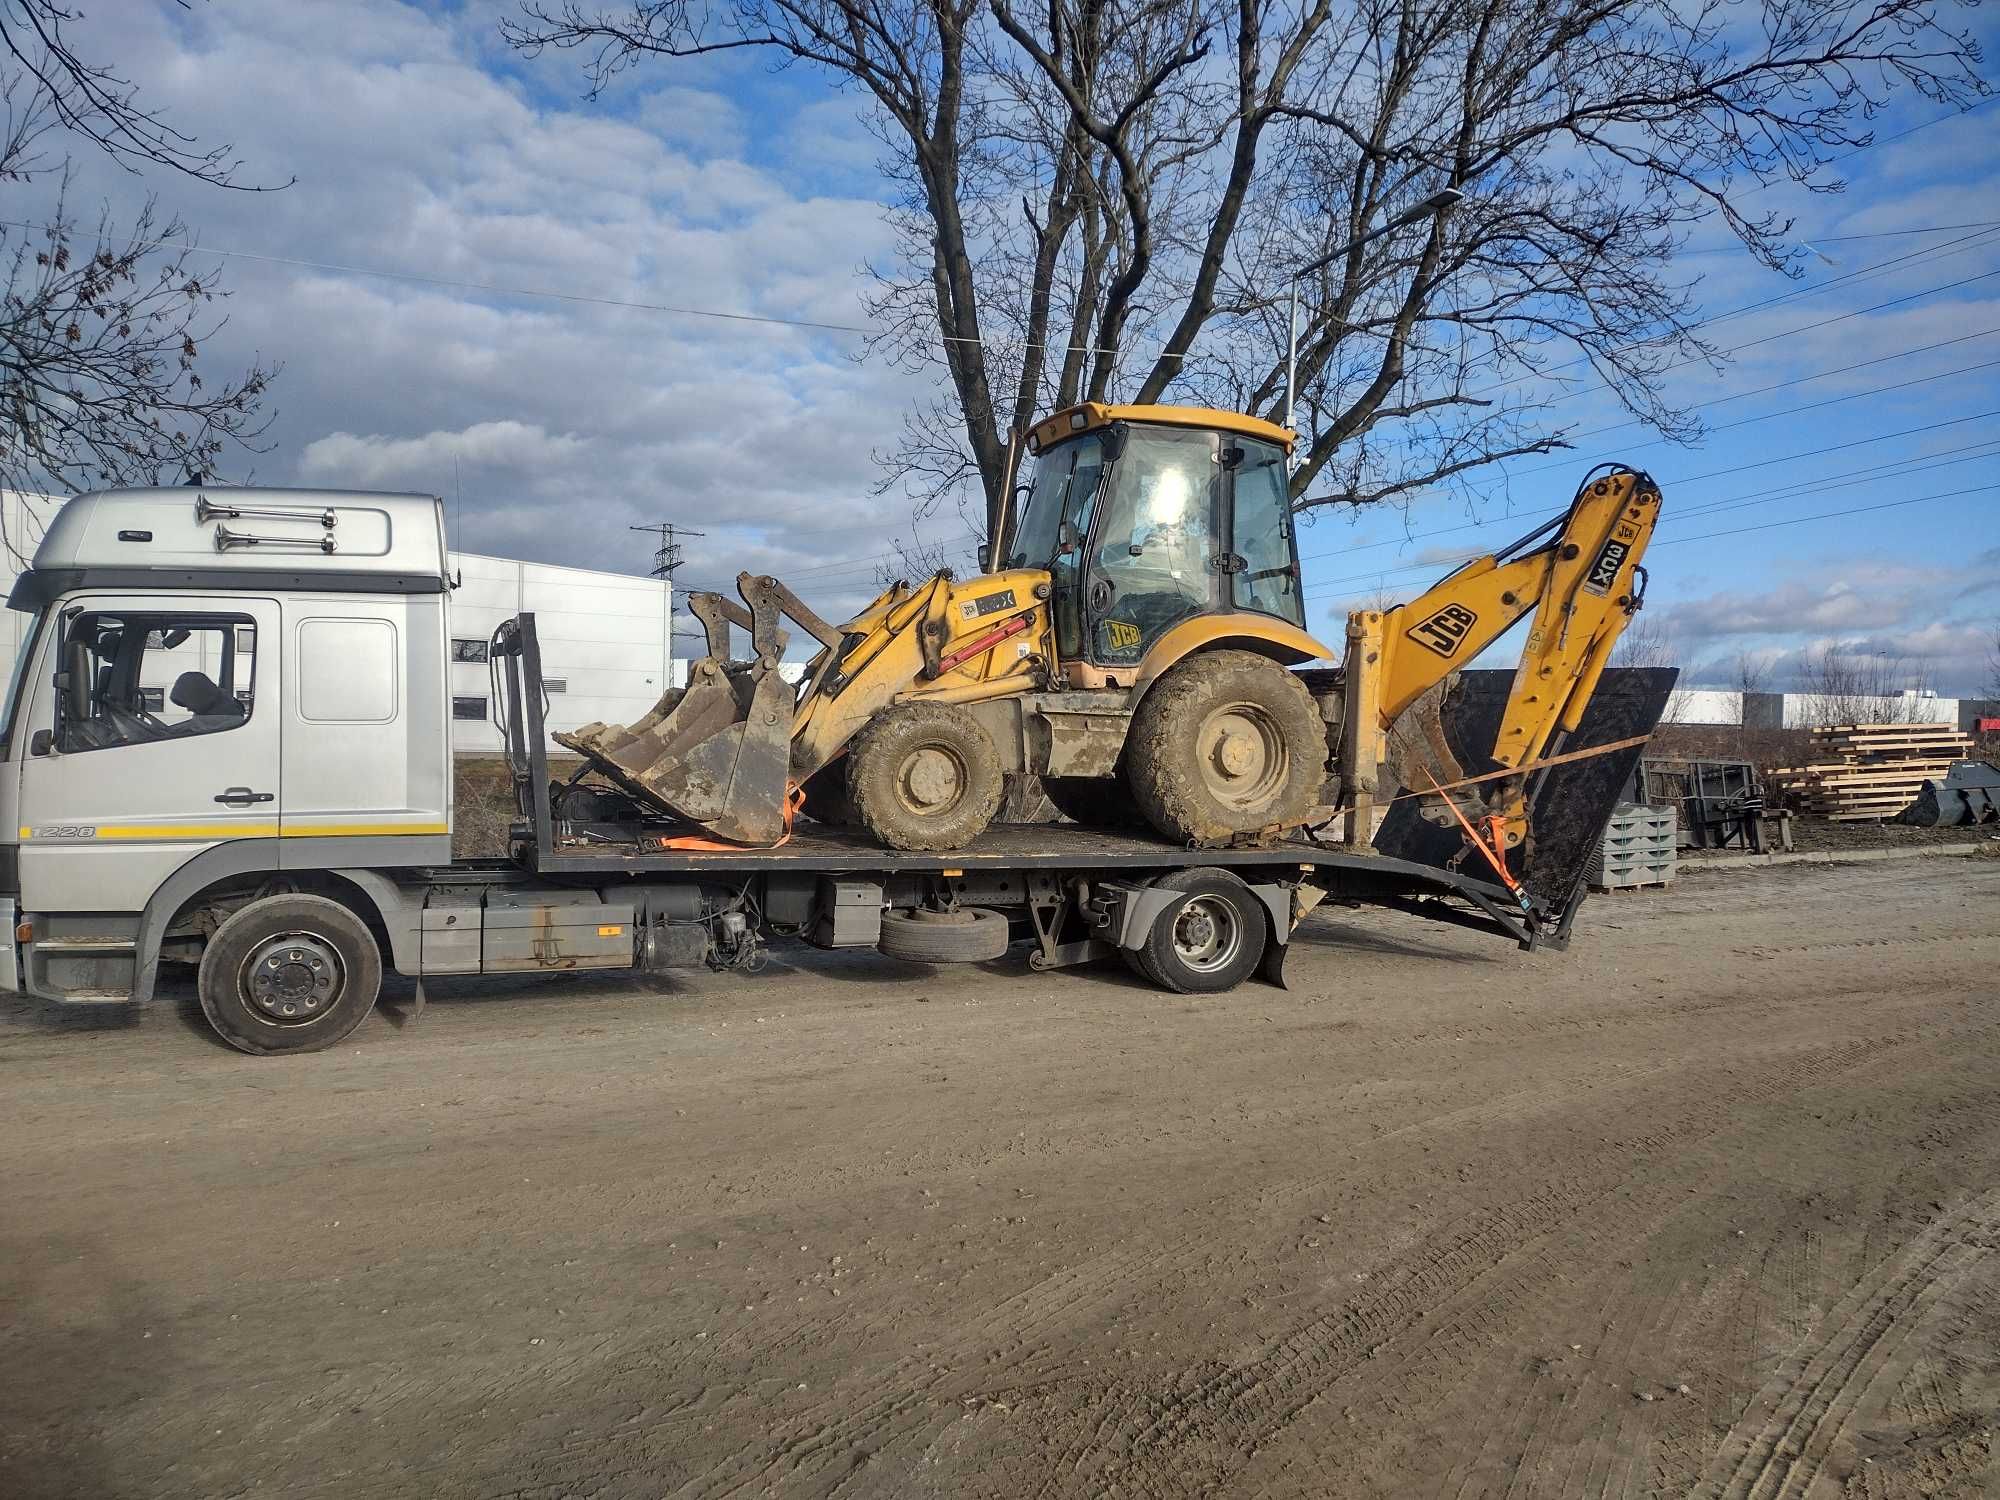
[1407, 603, 1477, 658]
[1103, 620, 1142, 651]
[1582, 537, 1629, 596]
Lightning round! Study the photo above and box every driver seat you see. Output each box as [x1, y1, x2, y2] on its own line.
[169, 671, 247, 735]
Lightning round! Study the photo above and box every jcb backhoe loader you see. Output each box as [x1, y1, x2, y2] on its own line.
[560, 404, 1661, 869]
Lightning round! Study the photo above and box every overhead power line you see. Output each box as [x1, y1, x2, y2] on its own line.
[1300, 418, 2000, 597]
[1652, 481, 2000, 549]
[1299, 431, 2000, 578]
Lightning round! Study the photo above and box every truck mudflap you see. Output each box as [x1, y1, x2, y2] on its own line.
[1371, 666, 1678, 916]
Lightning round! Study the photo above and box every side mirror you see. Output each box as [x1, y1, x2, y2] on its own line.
[976, 544, 991, 571]
[1056, 521, 1080, 550]
[29, 728, 52, 757]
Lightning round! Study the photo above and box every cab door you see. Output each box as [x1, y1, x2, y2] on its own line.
[1082, 426, 1222, 669]
[17, 595, 281, 912]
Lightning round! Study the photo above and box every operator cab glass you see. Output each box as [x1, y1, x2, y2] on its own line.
[1085, 426, 1220, 667]
[1013, 418, 1305, 668]
[1227, 437, 1306, 630]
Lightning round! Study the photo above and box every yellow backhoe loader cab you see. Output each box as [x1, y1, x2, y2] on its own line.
[1004, 403, 1332, 686]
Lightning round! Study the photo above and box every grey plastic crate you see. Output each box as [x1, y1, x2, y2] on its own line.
[1591, 804, 1677, 889]
[1591, 858, 1676, 890]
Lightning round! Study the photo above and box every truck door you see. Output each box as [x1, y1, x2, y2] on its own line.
[17, 595, 281, 912]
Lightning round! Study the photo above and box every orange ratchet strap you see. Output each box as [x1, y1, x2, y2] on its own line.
[654, 781, 808, 852]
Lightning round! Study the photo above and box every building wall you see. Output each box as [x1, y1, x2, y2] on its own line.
[0, 490, 672, 756]
[443, 552, 672, 755]
[1666, 689, 1740, 727]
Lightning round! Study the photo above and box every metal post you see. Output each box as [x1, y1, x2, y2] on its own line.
[631, 521, 704, 691]
[1283, 280, 1299, 438]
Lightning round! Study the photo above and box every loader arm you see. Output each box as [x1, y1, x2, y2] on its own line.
[1341, 465, 1662, 846]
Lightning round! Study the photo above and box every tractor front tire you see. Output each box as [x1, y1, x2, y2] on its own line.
[847, 702, 1005, 851]
[1126, 650, 1324, 845]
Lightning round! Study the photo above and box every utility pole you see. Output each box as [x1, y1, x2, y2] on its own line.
[631, 522, 704, 689]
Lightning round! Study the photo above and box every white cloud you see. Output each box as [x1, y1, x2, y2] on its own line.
[32, 0, 937, 611]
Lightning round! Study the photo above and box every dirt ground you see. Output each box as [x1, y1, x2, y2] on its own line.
[2, 855, 1996, 1499]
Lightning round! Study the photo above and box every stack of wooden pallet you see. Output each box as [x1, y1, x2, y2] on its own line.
[1770, 723, 1976, 821]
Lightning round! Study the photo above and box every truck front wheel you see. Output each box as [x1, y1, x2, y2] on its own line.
[197, 894, 383, 1055]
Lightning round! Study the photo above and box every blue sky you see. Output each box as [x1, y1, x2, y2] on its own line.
[24, 1, 2000, 692]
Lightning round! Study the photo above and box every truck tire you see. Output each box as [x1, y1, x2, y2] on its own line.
[848, 702, 1005, 851]
[1125, 650, 1323, 845]
[1040, 772, 1148, 831]
[878, 906, 1011, 963]
[1130, 868, 1267, 994]
[197, 894, 384, 1056]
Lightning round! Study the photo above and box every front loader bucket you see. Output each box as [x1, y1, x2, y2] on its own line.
[1372, 667, 1678, 912]
[555, 576, 798, 845]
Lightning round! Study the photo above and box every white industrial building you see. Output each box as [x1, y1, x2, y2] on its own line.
[1, 489, 673, 756]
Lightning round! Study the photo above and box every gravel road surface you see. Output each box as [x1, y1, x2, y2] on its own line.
[3, 854, 1996, 1499]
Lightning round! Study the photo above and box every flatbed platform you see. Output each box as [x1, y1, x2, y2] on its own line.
[530, 817, 1489, 890]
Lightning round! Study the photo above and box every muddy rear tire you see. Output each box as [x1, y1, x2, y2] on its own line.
[847, 702, 1005, 851]
[1125, 650, 1323, 845]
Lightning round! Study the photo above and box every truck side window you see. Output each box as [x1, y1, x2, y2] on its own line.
[56, 611, 256, 752]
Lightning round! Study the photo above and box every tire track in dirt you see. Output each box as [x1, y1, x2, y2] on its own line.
[195, 983, 1991, 1500]
[1025, 1022, 1978, 1500]
[1690, 1189, 2000, 1500]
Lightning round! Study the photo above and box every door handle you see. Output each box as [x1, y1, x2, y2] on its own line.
[214, 787, 274, 806]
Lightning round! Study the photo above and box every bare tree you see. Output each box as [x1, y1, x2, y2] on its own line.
[507, 0, 1986, 525]
[1794, 642, 1936, 726]
[0, 3, 283, 560]
[1986, 622, 2000, 700]
[1611, 611, 1678, 671]
[872, 522, 975, 589]
[1732, 650, 1772, 698]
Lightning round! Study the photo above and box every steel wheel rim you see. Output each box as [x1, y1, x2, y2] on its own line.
[896, 743, 968, 815]
[1196, 701, 1288, 811]
[1170, 895, 1241, 974]
[240, 931, 345, 1024]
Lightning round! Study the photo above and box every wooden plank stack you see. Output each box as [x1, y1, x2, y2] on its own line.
[1770, 723, 1976, 821]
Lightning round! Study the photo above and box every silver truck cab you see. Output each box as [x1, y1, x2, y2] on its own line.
[0, 486, 452, 1012]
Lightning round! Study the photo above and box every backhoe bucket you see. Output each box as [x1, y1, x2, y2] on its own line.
[556, 575, 797, 845]
[1372, 667, 1678, 913]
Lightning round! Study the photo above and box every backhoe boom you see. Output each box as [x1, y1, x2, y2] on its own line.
[1341, 465, 1662, 847]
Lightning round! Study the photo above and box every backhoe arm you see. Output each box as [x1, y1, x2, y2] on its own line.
[1341, 465, 1662, 844]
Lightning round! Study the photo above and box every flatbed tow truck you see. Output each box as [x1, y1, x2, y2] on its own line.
[0, 484, 1669, 1055]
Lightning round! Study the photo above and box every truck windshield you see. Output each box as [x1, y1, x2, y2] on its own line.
[1004, 434, 1104, 569]
[0, 605, 48, 758]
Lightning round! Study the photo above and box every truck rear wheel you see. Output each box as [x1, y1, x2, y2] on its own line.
[847, 702, 1005, 851]
[198, 894, 383, 1055]
[1130, 869, 1267, 994]
[1125, 650, 1323, 845]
